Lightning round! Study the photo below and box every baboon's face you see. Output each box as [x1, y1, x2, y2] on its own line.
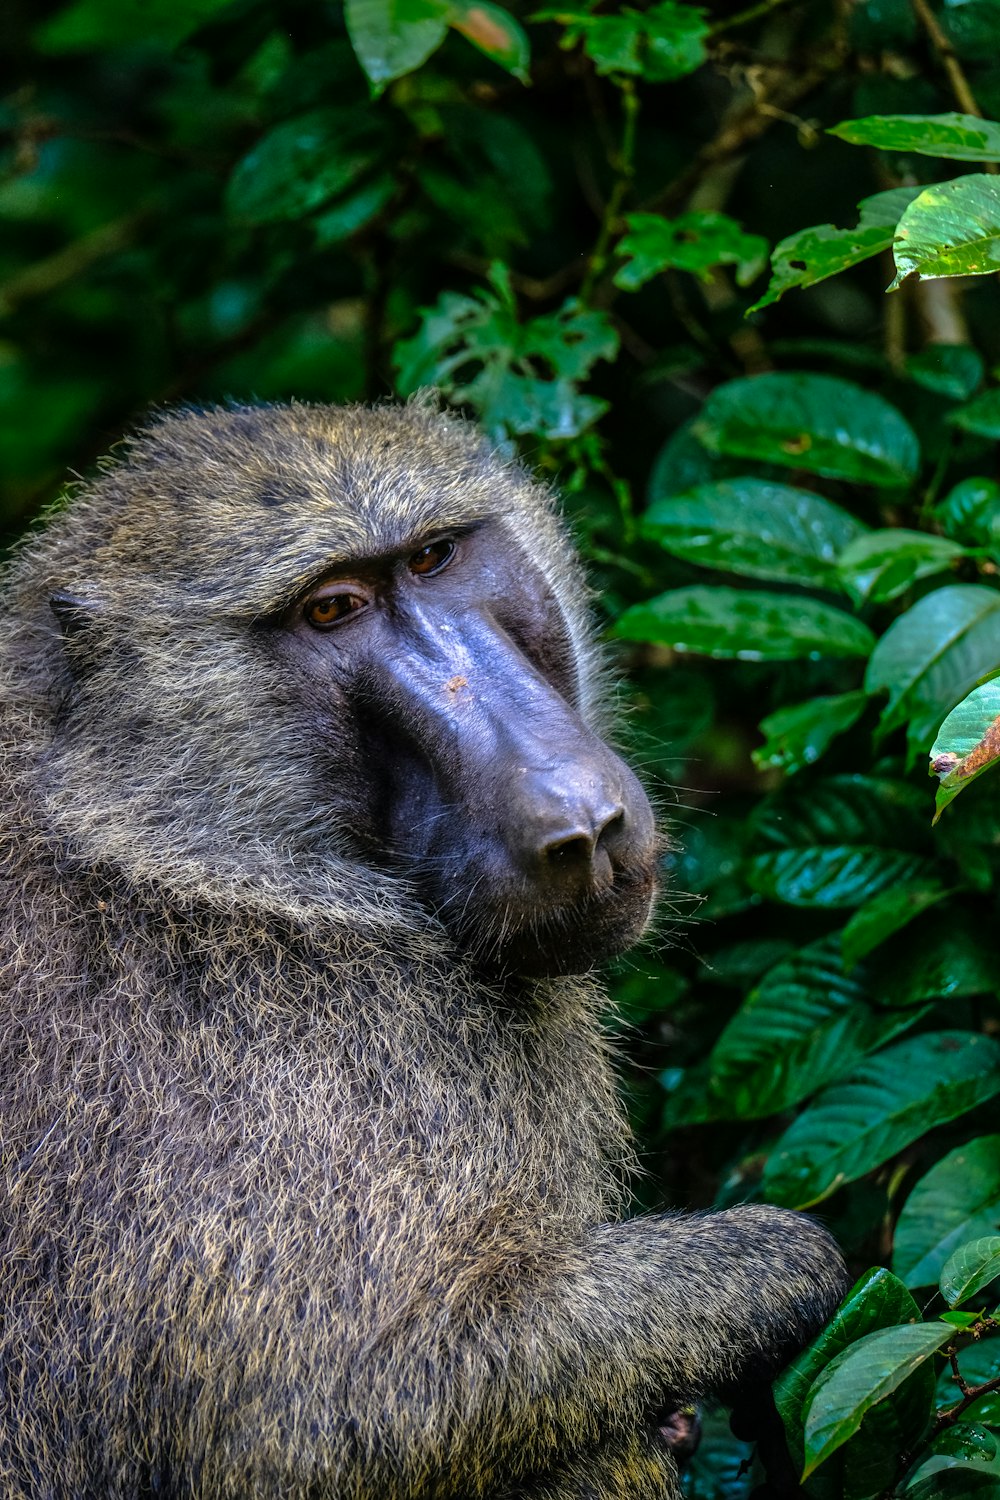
[274, 516, 657, 976]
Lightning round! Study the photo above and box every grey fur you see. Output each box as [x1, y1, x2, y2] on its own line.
[0, 401, 846, 1499]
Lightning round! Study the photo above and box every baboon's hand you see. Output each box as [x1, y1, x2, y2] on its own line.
[730, 1387, 803, 1499]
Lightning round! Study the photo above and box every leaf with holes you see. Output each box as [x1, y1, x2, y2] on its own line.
[614, 211, 767, 290]
[748, 187, 922, 313]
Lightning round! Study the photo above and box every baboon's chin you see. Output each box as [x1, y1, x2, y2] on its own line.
[461, 876, 657, 979]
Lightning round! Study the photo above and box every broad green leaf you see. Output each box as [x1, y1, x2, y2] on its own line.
[753, 690, 869, 776]
[841, 878, 949, 967]
[890, 176, 1000, 290]
[447, 0, 530, 78]
[613, 586, 875, 661]
[641, 479, 865, 587]
[802, 1323, 952, 1477]
[830, 111, 1000, 160]
[35, 0, 234, 49]
[776, 1269, 931, 1484]
[930, 678, 1000, 820]
[748, 774, 933, 909]
[345, 0, 448, 93]
[546, 0, 708, 81]
[907, 1422, 1000, 1493]
[906, 345, 984, 400]
[949, 389, 1000, 440]
[313, 176, 397, 245]
[763, 1032, 1000, 1208]
[705, 936, 925, 1119]
[748, 187, 922, 314]
[893, 1137, 1000, 1288]
[614, 211, 767, 290]
[694, 373, 920, 487]
[908, 1471, 1000, 1498]
[940, 1236, 1000, 1306]
[865, 584, 1000, 762]
[937, 478, 1000, 548]
[870, 910, 1000, 1008]
[227, 110, 387, 224]
[838, 529, 964, 606]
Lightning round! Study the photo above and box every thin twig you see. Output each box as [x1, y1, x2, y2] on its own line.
[580, 76, 640, 304]
[909, 0, 998, 171]
[708, 0, 803, 38]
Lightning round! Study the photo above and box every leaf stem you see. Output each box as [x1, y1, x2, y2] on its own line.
[909, 0, 998, 174]
[581, 76, 639, 304]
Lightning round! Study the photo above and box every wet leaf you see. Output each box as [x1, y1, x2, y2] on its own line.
[641, 478, 866, 587]
[838, 528, 964, 606]
[840, 878, 949, 967]
[227, 110, 388, 224]
[753, 690, 869, 776]
[345, 0, 448, 93]
[694, 373, 920, 487]
[613, 586, 875, 660]
[940, 1236, 1000, 1307]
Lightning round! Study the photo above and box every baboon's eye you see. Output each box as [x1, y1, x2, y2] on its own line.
[304, 591, 367, 629]
[408, 538, 455, 577]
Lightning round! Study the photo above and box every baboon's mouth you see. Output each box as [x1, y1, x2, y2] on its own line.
[448, 865, 658, 978]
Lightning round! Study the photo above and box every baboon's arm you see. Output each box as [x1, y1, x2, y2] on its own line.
[346, 1204, 844, 1491]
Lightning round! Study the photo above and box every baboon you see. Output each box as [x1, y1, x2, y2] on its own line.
[0, 401, 846, 1500]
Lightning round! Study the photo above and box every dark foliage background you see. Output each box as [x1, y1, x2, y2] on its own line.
[5, 0, 1000, 1489]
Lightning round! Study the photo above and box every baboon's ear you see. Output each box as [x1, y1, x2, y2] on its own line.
[50, 588, 104, 642]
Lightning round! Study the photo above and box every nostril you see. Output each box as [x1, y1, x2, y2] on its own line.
[596, 806, 626, 851]
[542, 830, 595, 866]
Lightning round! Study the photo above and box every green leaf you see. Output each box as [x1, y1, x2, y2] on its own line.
[949, 389, 1000, 440]
[753, 690, 869, 776]
[830, 111, 1000, 160]
[890, 176, 1000, 290]
[940, 1236, 1000, 1307]
[871, 910, 1000, 1009]
[706, 936, 925, 1120]
[35, 0, 234, 50]
[612, 586, 875, 661]
[345, 0, 448, 93]
[838, 529, 965, 606]
[841, 878, 949, 967]
[762, 1032, 1000, 1208]
[446, 0, 531, 78]
[226, 110, 387, 224]
[893, 1137, 1000, 1288]
[865, 584, 1000, 762]
[906, 345, 984, 400]
[747, 187, 922, 314]
[802, 1323, 952, 1477]
[748, 774, 934, 909]
[547, 0, 708, 81]
[775, 1268, 931, 1482]
[614, 211, 767, 290]
[694, 373, 920, 487]
[641, 478, 866, 587]
[930, 678, 1000, 820]
[936, 478, 1000, 548]
[393, 266, 618, 442]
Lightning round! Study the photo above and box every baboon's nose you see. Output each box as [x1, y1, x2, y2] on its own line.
[516, 767, 631, 892]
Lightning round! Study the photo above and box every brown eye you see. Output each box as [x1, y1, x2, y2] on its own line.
[408, 538, 455, 577]
[304, 592, 366, 629]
